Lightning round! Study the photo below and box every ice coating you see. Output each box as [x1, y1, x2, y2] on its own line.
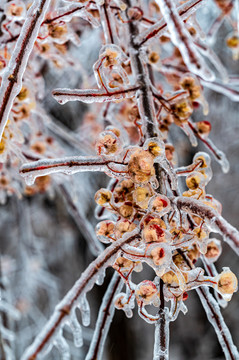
[137, 0, 205, 46]
[86, 273, 123, 360]
[197, 287, 239, 360]
[68, 310, 83, 348]
[0, 0, 51, 141]
[20, 230, 139, 360]
[19, 156, 114, 185]
[54, 331, 70, 360]
[52, 87, 139, 105]
[153, 309, 170, 360]
[155, 0, 215, 81]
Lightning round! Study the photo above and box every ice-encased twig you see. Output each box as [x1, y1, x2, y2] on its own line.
[52, 86, 139, 105]
[155, 0, 214, 81]
[200, 80, 239, 102]
[178, 250, 239, 360]
[20, 230, 140, 360]
[154, 280, 170, 360]
[137, 0, 205, 46]
[197, 287, 239, 360]
[202, 257, 228, 308]
[187, 120, 230, 173]
[174, 197, 239, 255]
[85, 272, 123, 360]
[124, 0, 158, 139]
[19, 156, 127, 186]
[60, 184, 104, 257]
[0, 0, 51, 142]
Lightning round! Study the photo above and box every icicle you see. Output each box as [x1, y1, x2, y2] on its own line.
[155, 0, 215, 81]
[69, 310, 83, 348]
[79, 294, 91, 327]
[96, 268, 106, 286]
[52, 87, 139, 105]
[54, 331, 70, 360]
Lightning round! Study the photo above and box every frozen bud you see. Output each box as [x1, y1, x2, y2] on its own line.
[148, 51, 160, 64]
[193, 152, 211, 169]
[150, 245, 166, 266]
[187, 245, 200, 264]
[162, 270, 188, 285]
[114, 293, 127, 309]
[48, 23, 68, 39]
[186, 172, 204, 190]
[149, 195, 170, 215]
[96, 131, 121, 156]
[118, 202, 134, 219]
[127, 105, 140, 123]
[113, 256, 134, 271]
[135, 280, 158, 305]
[205, 239, 222, 263]
[35, 176, 51, 193]
[144, 137, 164, 159]
[216, 268, 238, 300]
[180, 76, 201, 101]
[143, 224, 165, 243]
[115, 219, 136, 238]
[31, 141, 46, 155]
[105, 126, 121, 138]
[17, 86, 29, 101]
[226, 32, 239, 49]
[128, 149, 155, 183]
[5, 0, 26, 19]
[171, 100, 193, 123]
[195, 121, 211, 138]
[95, 189, 112, 206]
[165, 144, 175, 162]
[226, 32, 239, 60]
[133, 185, 152, 209]
[193, 227, 208, 241]
[114, 179, 134, 203]
[141, 214, 166, 229]
[96, 221, 115, 243]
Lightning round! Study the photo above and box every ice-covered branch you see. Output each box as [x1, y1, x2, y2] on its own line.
[20, 156, 127, 186]
[197, 287, 239, 360]
[124, 0, 158, 138]
[85, 273, 123, 360]
[178, 250, 239, 360]
[153, 279, 169, 360]
[20, 231, 140, 360]
[52, 86, 139, 105]
[0, 0, 51, 141]
[137, 0, 204, 46]
[155, 0, 214, 81]
[174, 197, 239, 254]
